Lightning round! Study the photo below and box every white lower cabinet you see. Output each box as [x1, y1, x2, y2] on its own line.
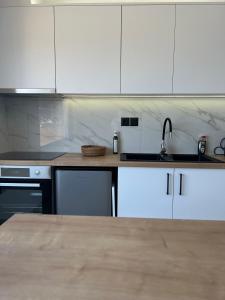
[118, 167, 225, 221]
[173, 168, 225, 221]
[118, 167, 173, 219]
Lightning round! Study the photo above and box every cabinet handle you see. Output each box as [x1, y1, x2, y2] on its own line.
[166, 173, 170, 195]
[112, 184, 116, 217]
[0, 183, 40, 188]
[179, 174, 183, 195]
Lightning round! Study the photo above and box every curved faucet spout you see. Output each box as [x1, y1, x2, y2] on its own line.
[160, 118, 173, 155]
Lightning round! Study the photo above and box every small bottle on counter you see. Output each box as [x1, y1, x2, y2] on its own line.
[113, 131, 119, 154]
[198, 135, 207, 156]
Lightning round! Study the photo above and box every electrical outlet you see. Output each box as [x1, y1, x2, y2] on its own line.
[130, 117, 139, 126]
[121, 117, 130, 126]
[121, 117, 139, 126]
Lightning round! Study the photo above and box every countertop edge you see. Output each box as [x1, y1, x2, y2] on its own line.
[0, 153, 225, 168]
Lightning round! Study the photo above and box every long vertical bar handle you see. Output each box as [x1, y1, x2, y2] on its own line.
[179, 174, 183, 196]
[166, 173, 170, 195]
[112, 184, 116, 217]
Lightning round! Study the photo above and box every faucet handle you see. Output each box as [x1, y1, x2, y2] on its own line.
[160, 140, 167, 155]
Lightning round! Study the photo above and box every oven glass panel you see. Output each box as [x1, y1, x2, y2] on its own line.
[0, 188, 42, 224]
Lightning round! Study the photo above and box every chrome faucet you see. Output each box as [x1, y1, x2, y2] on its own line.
[160, 118, 172, 155]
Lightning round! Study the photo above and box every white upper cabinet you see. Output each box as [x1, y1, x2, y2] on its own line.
[0, 7, 55, 90]
[121, 5, 175, 94]
[118, 167, 173, 219]
[173, 169, 225, 221]
[55, 6, 121, 94]
[1, 4, 224, 95]
[174, 5, 225, 94]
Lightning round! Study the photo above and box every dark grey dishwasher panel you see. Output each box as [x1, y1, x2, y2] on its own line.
[56, 170, 112, 216]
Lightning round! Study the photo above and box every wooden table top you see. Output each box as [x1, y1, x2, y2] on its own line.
[1, 214, 225, 300]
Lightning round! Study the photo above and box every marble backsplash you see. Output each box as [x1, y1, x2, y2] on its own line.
[1, 96, 225, 155]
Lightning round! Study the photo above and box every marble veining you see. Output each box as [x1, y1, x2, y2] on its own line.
[0, 96, 225, 155]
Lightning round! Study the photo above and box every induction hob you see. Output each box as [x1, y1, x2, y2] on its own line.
[0, 152, 65, 161]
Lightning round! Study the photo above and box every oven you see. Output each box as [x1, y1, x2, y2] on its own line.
[0, 166, 53, 225]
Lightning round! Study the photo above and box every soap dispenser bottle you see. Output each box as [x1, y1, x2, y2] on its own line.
[113, 131, 119, 154]
[198, 136, 207, 156]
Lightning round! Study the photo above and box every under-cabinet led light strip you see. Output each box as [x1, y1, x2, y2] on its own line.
[31, 0, 225, 4]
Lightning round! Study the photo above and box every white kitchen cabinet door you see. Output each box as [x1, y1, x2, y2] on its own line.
[121, 5, 175, 94]
[118, 167, 173, 219]
[0, 7, 55, 90]
[174, 5, 225, 94]
[55, 6, 121, 94]
[173, 169, 225, 220]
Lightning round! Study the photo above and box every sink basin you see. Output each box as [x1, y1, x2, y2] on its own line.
[164, 154, 221, 162]
[120, 153, 165, 162]
[120, 153, 222, 163]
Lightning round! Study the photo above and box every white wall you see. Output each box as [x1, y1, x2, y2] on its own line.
[2, 96, 225, 155]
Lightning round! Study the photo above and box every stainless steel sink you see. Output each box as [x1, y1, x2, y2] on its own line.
[120, 153, 222, 163]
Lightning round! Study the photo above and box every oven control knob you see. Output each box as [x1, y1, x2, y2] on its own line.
[35, 170, 41, 176]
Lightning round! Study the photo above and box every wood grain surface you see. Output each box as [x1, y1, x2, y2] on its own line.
[1, 214, 225, 300]
[0, 153, 225, 168]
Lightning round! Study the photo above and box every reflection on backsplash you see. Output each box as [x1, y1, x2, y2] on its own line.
[1, 96, 225, 155]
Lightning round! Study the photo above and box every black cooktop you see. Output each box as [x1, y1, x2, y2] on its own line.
[0, 152, 65, 161]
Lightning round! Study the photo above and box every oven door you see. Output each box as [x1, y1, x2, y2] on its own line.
[0, 179, 52, 224]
